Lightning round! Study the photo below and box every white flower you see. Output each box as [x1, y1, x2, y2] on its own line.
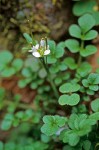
[28, 44, 39, 52]
[28, 39, 50, 58]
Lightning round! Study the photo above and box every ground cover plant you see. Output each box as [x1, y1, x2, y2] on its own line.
[0, 1, 99, 150]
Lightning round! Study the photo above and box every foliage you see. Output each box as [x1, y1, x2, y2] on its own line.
[73, 0, 99, 25]
[0, 6, 99, 150]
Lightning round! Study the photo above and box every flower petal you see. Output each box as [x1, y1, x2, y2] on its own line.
[28, 49, 33, 52]
[40, 39, 45, 47]
[32, 52, 41, 57]
[32, 46, 36, 51]
[35, 44, 39, 50]
[44, 50, 50, 55]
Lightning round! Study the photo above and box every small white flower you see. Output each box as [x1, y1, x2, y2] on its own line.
[28, 38, 50, 58]
[28, 44, 39, 52]
[40, 39, 45, 47]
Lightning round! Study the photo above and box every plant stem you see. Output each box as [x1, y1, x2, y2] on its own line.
[40, 58, 59, 99]
[78, 40, 84, 66]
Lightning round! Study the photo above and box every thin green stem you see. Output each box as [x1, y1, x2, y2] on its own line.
[40, 58, 59, 99]
[78, 40, 84, 66]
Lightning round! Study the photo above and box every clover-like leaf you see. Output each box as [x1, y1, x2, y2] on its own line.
[83, 30, 98, 40]
[12, 58, 23, 71]
[69, 24, 81, 38]
[65, 39, 80, 53]
[73, 0, 96, 16]
[77, 62, 92, 77]
[59, 83, 80, 93]
[80, 45, 97, 57]
[91, 98, 99, 112]
[58, 94, 80, 106]
[48, 40, 56, 53]
[1, 67, 15, 77]
[63, 57, 77, 70]
[55, 42, 65, 58]
[78, 14, 96, 33]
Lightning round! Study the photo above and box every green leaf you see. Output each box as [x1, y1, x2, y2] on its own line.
[68, 114, 78, 129]
[82, 79, 89, 87]
[59, 83, 80, 93]
[1, 114, 14, 131]
[58, 94, 80, 106]
[0, 50, 13, 64]
[68, 133, 80, 146]
[12, 58, 23, 71]
[41, 115, 66, 136]
[78, 14, 96, 33]
[88, 73, 99, 84]
[23, 33, 33, 43]
[77, 62, 92, 77]
[89, 85, 98, 91]
[87, 89, 94, 95]
[56, 42, 65, 58]
[91, 98, 99, 112]
[63, 57, 77, 70]
[65, 39, 80, 53]
[47, 55, 56, 64]
[0, 141, 3, 150]
[73, 0, 96, 16]
[1, 67, 15, 77]
[48, 40, 56, 53]
[83, 140, 91, 150]
[18, 79, 29, 88]
[83, 30, 98, 40]
[80, 45, 97, 57]
[89, 112, 99, 121]
[69, 24, 81, 38]
[39, 68, 47, 78]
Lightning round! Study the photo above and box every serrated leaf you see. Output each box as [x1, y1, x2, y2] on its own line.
[88, 73, 99, 84]
[68, 133, 80, 146]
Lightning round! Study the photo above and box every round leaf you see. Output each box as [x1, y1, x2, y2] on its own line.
[91, 98, 99, 112]
[65, 39, 80, 53]
[78, 14, 96, 33]
[69, 24, 81, 38]
[83, 30, 98, 40]
[59, 83, 80, 93]
[58, 94, 80, 106]
[0, 50, 13, 64]
[12, 58, 23, 71]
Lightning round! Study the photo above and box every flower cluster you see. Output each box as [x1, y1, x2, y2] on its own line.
[29, 38, 50, 58]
